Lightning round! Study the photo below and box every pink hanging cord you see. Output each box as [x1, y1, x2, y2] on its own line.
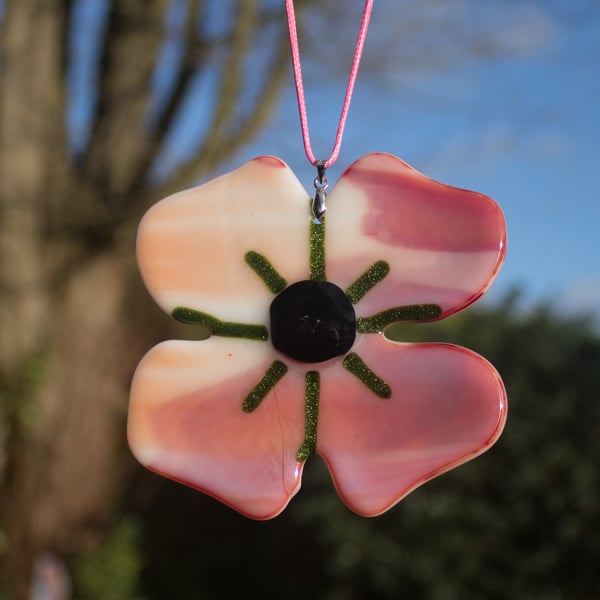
[285, 0, 374, 168]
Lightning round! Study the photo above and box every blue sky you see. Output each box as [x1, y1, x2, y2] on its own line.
[64, 1, 599, 316]
[226, 2, 600, 316]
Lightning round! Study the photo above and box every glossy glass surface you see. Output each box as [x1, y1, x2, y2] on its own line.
[129, 154, 507, 519]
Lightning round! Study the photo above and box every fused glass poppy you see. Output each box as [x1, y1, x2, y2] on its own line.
[128, 153, 507, 519]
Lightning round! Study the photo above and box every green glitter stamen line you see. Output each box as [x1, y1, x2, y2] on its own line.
[357, 303, 442, 333]
[244, 251, 287, 294]
[242, 361, 288, 412]
[343, 353, 391, 398]
[172, 307, 268, 340]
[345, 260, 390, 304]
[309, 219, 326, 281]
[296, 371, 320, 462]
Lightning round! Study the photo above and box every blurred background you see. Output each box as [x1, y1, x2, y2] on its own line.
[0, 0, 599, 598]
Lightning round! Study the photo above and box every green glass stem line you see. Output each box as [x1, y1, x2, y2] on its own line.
[309, 219, 326, 281]
[343, 352, 391, 399]
[244, 251, 287, 294]
[296, 371, 320, 462]
[172, 307, 268, 340]
[242, 361, 288, 412]
[345, 260, 390, 304]
[357, 303, 443, 333]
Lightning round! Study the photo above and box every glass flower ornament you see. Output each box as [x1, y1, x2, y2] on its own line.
[128, 153, 507, 519]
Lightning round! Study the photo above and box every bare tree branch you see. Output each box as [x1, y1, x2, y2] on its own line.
[155, 0, 291, 196]
[129, 0, 205, 191]
[82, 0, 169, 199]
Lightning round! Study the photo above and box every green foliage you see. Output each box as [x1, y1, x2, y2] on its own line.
[72, 517, 146, 600]
[0, 345, 49, 430]
[124, 296, 599, 599]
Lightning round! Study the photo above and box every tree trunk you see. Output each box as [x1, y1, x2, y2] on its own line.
[0, 1, 147, 595]
[0, 0, 295, 595]
[2, 250, 147, 598]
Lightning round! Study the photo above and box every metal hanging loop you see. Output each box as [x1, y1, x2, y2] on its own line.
[312, 161, 328, 222]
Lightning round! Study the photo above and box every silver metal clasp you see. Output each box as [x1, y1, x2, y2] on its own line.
[312, 160, 328, 223]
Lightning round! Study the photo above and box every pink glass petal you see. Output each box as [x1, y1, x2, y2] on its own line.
[137, 156, 311, 324]
[131, 153, 508, 518]
[325, 153, 506, 318]
[128, 338, 306, 519]
[317, 334, 507, 516]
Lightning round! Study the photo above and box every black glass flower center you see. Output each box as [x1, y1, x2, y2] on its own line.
[270, 280, 356, 363]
